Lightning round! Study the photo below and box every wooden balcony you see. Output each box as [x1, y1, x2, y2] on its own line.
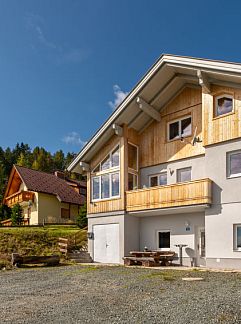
[5, 191, 35, 207]
[126, 178, 212, 212]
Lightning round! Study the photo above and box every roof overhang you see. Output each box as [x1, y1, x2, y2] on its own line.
[67, 54, 241, 173]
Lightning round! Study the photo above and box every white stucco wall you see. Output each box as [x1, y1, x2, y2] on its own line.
[139, 212, 205, 265]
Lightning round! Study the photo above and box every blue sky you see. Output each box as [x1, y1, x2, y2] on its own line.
[1, 0, 241, 153]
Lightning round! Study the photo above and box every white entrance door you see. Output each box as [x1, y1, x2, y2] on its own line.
[196, 227, 206, 267]
[93, 224, 120, 264]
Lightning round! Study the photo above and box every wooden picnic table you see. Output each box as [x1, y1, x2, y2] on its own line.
[123, 250, 175, 267]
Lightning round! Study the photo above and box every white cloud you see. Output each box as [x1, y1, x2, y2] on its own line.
[108, 85, 128, 110]
[62, 132, 86, 146]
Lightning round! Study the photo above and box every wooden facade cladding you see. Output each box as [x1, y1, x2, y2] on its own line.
[139, 87, 205, 168]
[126, 178, 212, 212]
[5, 191, 35, 207]
[203, 85, 241, 146]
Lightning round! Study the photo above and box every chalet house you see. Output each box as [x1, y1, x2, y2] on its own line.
[3, 165, 86, 225]
[68, 54, 241, 269]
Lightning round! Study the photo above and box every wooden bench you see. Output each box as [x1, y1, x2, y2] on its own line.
[123, 257, 160, 267]
[12, 253, 60, 267]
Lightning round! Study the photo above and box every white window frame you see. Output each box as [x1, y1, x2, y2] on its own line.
[91, 145, 120, 202]
[156, 230, 171, 251]
[149, 171, 167, 187]
[233, 224, 241, 251]
[177, 167, 192, 183]
[167, 115, 192, 142]
[227, 150, 241, 179]
[215, 94, 233, 118]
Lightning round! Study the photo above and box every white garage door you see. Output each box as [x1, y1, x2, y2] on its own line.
[93, 224, 120, 264]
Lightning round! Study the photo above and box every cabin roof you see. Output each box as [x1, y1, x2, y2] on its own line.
[5, 165, 85, 205]
[67, 53, 241, 173]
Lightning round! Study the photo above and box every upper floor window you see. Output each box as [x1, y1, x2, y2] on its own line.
[91, 145, 120, 201]
[177, 167, 192, 183]
[168, 116, 192, 141]
[227, 150, 241, 178]
[128, 142, 139, 190]
[215, 94, 233, 117]
[149, 172, 167, 187]
[128, 143, 138, 171]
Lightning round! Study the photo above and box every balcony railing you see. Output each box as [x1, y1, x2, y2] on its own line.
[5, 191, 35, 207]
[126, 178, 212, 212]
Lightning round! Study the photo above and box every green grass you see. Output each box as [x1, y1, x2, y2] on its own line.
[0, 225, 87, 268]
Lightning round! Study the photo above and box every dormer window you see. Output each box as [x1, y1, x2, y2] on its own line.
[215, 94, 233, 117]
[91, 145, 120, 201]
[168, 115, 192, 141]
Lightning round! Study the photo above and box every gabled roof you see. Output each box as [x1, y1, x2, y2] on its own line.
[67, 54, 241, 173]
[5, 165, 85, 205]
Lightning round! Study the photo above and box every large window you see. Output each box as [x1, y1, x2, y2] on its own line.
[215, 94, 233, 117]
[91, 146, 120, 201]
[149, 172, 167, 187]
[177, 167, 192, 183]
[234, 225, 241, 251]
[168, 116, 192, 141]
[227, 150, 241, 178]
[158, 231, 170, 249]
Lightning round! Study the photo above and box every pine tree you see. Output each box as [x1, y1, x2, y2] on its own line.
[11, 204, 24, 226]
[76, 203, 87, 228]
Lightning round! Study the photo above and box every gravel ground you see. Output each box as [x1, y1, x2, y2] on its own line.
[0, 265, 241, 324]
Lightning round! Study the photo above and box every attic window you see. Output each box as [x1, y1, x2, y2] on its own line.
[168, 116, 192, 141]
[215, 95, 233, 117]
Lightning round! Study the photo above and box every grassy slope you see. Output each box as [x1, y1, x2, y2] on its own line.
[0, 225, 87, 269]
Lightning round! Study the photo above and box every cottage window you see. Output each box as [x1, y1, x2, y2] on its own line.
[91, 146, 120, 201]
[168, 116, 192, 141]
[234, 225, 241, 250]
[149, 172, 167, 187]
[128, 173, 138, 191]
[177, 167, 192, 183]
[61, 208, 70, 219]
[158, 231, 170, 249]
[127, 142, 139, 190]
[215, 94, 233, 117]
[227, 150, 241, 178]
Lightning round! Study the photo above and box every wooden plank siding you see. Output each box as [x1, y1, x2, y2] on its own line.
[126, 179, 212, 212]
[5, 191, 35, 207]
[139, 87, 205, 168]
[203, 85, 241, 146]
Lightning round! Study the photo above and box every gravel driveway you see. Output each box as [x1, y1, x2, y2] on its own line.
[0, 265, 241, 324]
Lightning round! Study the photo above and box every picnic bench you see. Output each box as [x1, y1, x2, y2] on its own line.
[123, 250, 175, 267]
[12, 253, 60, 267]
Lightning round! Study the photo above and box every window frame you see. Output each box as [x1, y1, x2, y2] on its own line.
[127, 142, 139, 191]
[227, 150, 241, 179]
[91, 145, 121, 202]
[149, 171, 168, 188]
[233, 224, 241, 251]
[167, 115, 192, 142]
[156, 230, 171, 251]
[128, 142, 139, 172]
[177, 167, 192, 183]
[214, 94, 234, 118]
[128, 172, 138, 191]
